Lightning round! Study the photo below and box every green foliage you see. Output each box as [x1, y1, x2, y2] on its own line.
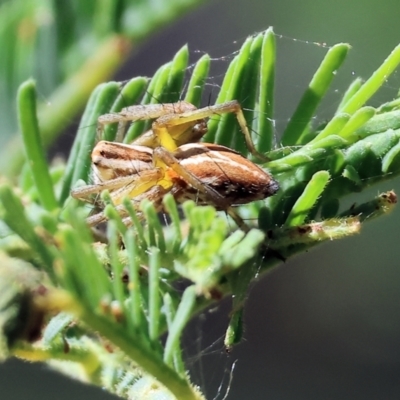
[0, 0, 207, 176]
[0, 29, 400, 399]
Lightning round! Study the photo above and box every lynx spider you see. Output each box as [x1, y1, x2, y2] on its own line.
[71, 100, 279, 230]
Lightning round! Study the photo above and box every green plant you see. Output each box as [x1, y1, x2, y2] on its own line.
[0, 0, 207, 176]
[1, 29, 400, 399]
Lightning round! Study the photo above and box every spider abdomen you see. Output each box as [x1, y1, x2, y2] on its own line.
[171, 143, 279, 206]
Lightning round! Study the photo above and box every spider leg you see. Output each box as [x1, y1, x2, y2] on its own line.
[96, 102, 198, 143]
[71, 165, 163, 204]
[152, 100, 268, 161]
[87, 203, 130, 226]
[154, 147, 230, 210]
[71, 175, 144, 200]
[107, 169, 167, 206]
[226, 208, 249, 232]
[154, 147, 250, 231]
[86, 185, 169, 227]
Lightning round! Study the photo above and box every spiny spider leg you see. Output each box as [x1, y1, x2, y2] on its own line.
[71, 169, 165, 205]
[71, 175, 144, 200]
[97, 100, 267, 161]
[86, 185, 169, 227]
[97, 102, 199, 145]
[151, 100, 268, 160]
[153, 147, 230, 210]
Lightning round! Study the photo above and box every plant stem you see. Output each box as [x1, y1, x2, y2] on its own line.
[79, 308, 205, 400]
[17, 80, 58, 211]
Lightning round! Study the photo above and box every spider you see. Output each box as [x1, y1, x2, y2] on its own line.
[71, 100, 279, 230]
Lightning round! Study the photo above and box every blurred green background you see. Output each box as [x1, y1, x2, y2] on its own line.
[2, 0, 400, 399]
